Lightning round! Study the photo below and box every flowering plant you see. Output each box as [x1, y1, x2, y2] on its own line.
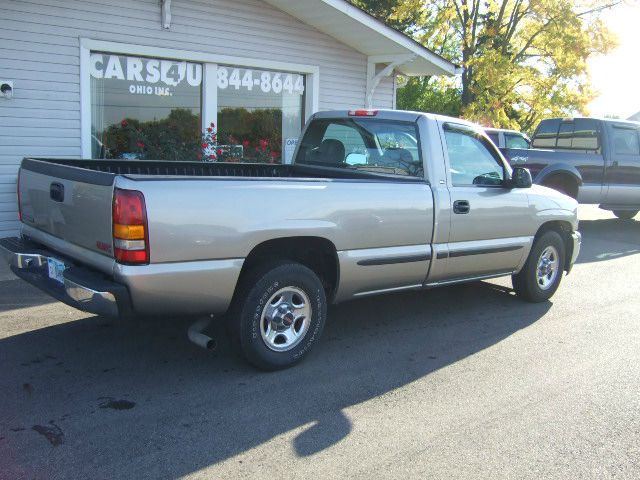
[103, 111, 282, 163]
[199, 122, 220, 162]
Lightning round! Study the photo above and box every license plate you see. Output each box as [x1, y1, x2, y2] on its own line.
[47, 257, 66, 284]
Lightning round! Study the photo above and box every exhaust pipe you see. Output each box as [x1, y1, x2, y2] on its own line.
[187, 316, 217, 350]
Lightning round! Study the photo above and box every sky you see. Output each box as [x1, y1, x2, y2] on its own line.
[587, 1, 640, 119]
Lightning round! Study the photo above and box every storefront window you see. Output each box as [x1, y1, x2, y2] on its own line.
[216, 66, 305, 163]
[90, 53, 202, 160]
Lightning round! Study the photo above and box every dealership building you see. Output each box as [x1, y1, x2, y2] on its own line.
[0, 0, 457, 237]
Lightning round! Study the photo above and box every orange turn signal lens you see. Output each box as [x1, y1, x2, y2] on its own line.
[113, 223, 145, 240]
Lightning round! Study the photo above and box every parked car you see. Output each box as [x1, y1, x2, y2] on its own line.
[485, 128, 531, 150]
[1, 110, 581, 370]
[502, 117, 640, 219]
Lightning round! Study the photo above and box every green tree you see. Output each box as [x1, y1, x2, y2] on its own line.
[353, 0, 621, 131]
[350, 0, 423, 33]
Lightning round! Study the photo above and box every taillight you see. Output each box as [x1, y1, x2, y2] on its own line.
[17, 169, 22, 222]
[113, 188, 149, 265]
[348, 109, 378, 117]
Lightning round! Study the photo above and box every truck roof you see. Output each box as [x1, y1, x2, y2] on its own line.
[312, 109, 482, 130]
[542, 116, 640, 128]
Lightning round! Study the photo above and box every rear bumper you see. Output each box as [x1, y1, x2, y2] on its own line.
[0, 237, 131, 318]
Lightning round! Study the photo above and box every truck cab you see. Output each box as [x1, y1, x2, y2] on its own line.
[503, 117, 640, 218]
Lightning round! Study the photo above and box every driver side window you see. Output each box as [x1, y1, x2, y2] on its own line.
[444, 124, 505, 186]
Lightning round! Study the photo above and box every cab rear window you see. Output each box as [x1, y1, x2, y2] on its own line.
[532, 119, 599, 151]
[295, 118, 423, 178]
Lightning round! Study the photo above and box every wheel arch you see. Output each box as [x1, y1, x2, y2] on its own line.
[534, 221, 575, 272]
[237, 236, 340, 302]
[535, 164, 582, 199]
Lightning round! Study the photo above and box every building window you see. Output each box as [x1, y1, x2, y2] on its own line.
[90, 53, 202, 160]
[216, 66, 305, 164]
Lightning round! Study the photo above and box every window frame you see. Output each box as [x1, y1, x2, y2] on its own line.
[532, 119, 601, 152]
[79, 38, 319, 158]
[504, 132, 530, 149]
[295, 117, 425, 179]
[532, 119, 561, 149]
[611, 125, 640, 156]
[442, 122, 509, 188]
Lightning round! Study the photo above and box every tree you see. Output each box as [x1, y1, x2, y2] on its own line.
[352, 0, 620, 131]
[350, 0, 423, 34]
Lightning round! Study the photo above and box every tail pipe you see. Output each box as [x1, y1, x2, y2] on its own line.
[187, 316, 217, 351]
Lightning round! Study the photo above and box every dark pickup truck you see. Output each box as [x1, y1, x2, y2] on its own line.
[502, 117, 640, 219]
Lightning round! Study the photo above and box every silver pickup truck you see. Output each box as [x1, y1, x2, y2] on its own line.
[2, 110, 581, 369]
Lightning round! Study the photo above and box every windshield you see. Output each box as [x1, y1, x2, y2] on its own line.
[295, 118, 423, 178]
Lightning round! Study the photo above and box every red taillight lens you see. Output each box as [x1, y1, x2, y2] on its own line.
[348, 109, 378, 117]
[17, 169, 22, 222]
[113, 188, 149, 265]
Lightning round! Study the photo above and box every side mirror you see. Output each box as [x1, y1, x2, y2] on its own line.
[510, 167, 533, 188]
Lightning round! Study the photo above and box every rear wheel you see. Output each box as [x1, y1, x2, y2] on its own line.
[512, 231, 566, 303]
[228, 261, 326, 370]
[613, 210, 638, 220]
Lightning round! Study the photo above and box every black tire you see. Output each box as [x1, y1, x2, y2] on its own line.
[512, 231, 566, 303]
[228, 261, 326, 370]
[613, 210, 638, 220]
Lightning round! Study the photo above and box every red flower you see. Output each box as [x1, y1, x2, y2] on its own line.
[121, 119, 128, 127]
[259, 139, 269, 152]
[217, 148, 223, 155]
[201, 142, 208, 148]
[210, 154, 217, 160]
[242, 140, 250, 148]
[136, 142, 145, 148]
[207, 127, 213, 133]
[270, 151, 279, 159]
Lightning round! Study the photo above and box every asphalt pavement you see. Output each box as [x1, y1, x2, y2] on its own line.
[0, 205, 638, 479]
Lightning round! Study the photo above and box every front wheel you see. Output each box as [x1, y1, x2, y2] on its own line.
[228, 262, 327, 370]
[512, 231, 566, 303]
[613, 210, 638, 220]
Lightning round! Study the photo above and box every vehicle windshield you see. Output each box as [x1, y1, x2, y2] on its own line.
[295, 118, 423, 177]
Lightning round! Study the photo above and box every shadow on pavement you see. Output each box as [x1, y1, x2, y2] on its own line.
[0, 279, 59, 313]
[576, 218, 640, 264]
[0, 280, 550, 478]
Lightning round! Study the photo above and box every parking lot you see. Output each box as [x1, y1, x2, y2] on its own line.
[0, 205, 638, 480]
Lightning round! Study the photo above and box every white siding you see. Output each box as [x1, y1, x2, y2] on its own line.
[0, 0, 395, 237]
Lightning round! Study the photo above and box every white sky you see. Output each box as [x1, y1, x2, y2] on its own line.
[587, 1, 640, 119]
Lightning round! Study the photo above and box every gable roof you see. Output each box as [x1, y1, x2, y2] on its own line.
[263, 0, 460, 76]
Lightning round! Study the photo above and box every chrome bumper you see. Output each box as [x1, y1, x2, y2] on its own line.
[0, 237, 130, 318]
[567, 231, 582, 273]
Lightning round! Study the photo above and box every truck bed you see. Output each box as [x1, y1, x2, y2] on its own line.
[24, 158, 420, 182]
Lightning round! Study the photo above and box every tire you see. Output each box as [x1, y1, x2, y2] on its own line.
[512, 231, 566, 303]
[613, 210, 638, 220]
[228, 261, 326, 370]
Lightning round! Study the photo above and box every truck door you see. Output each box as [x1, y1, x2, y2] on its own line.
[437, 122, 531, 280]
[604, 124, 640, 205]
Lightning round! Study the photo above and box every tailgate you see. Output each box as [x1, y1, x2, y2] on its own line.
[18, 159, 116, 257]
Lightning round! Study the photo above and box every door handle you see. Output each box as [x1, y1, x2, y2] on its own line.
[453, 200, 470, 214]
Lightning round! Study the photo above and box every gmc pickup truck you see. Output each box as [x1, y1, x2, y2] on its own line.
[503, 117, 640, 219]
[1, 110, 581, 370]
